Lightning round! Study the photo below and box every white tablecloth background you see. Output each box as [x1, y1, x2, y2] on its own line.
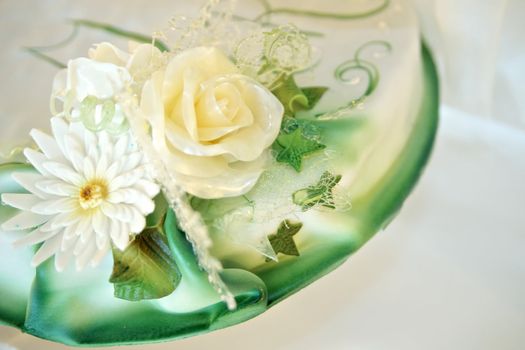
[0, 1, 523, 349]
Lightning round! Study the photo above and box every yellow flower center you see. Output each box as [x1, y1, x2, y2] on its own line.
[79, 180, 108, 210]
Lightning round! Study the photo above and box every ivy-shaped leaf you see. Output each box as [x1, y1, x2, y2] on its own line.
[273, 118, 326, 171]
[292, 171, 342, 211]
[272, 76, 309, 116]
[301, 86, 328, 110]
[146, 194, 169, 227]
[272, 76, 329, 116]
[110, 223, 181, 301]
[268, 220, 303, 258]
[109, 195, 180, 301]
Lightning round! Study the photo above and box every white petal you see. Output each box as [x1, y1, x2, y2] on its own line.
[43, 161, 84, 186]
[114, 204, 133, 222]
[1, 193, 41, 211]
[120, 152, 142, 173]
[75, 240, 96, 271]
[112, 134, 128, 161]
[109, 218, 120, 241]
[121, 222, 131, 241]
[83, 156, 95, 180]
[134, 180, 160, 198]
[74, 235, 89, 255]
[104, 162, 121, 182]
[69, 120, 87, 142]
[95, 153, 109, 178]
[50, 117, 69, 156]
[66, 57, 130, 101]
[64, 134, 85, 172]
[80, 227, 94, 244]
[13, 228, 58, 247]
[128, 206, 146, 233]
[118, 229, 130, 250]
[30, 129, 62, 159]
[85, 131, 99, 162]
[77, 216, 93, 243]
[109, 167, 145, 191]
[100, 201, 118, 219]
[39, 220, 56, 232]
[130, 195, 155, 215]
[23, 149, 50, 176]
[49, 211, 79, 229]
[88, 42, 130, 66]
[106, 189, 126, 203]
[98, 132, 112, 158]
[107, 188, 153, 206]
[93, 211, 109, 245]
[2, 211, 49, 231]
[63, 220, 79, 240]
[55, 248, 74, 272]
[12, 172, 49, 199]
[61, 234, 78, 252]
[32, 232, 62, 267]
[35, 179, 77, 196]
[95, 230, 108, 250]
[109, 188, 155, 214]
[110, 219, 129, 251]
[90, 240, 110, 268]
[31, 198, 78, 215]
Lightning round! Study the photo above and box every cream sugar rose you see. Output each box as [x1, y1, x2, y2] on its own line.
[90, 43, 285, 199]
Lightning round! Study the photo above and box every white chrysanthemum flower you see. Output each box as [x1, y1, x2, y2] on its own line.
[1, 117, 160, 271]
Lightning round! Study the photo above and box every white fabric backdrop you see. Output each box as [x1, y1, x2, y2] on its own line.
[414, 0, 525, 126]
[0, 0, 524, 349]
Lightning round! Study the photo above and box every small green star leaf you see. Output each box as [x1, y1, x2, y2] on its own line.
[293, 171, 342, 211]
[273, 118, 326, 171]
[268, 220, 303, 257]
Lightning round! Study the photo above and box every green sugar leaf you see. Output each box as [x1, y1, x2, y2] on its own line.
[271, 76, 329, 117]
[146, 194, 169, 227]
[293, 171, 342, 211]
[301, 86, 328, 109]
[271, 76, 309, 116]
[268, 220, 303, 257]
[109, 215, 181, 302]
[273, 118, 326, 171]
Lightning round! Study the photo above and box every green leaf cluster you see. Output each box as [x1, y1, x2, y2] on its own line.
[271, 76, 329, 171]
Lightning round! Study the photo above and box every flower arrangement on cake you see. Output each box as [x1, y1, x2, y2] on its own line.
[0, 0, 438, 346]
